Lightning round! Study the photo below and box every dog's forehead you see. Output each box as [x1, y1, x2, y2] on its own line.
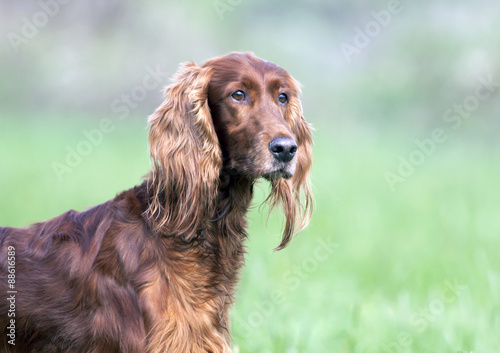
[205, 53, 288, 79]
[203, 53, 298, 101]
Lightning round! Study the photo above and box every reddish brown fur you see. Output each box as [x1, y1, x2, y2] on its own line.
[0, 52, 313, 352]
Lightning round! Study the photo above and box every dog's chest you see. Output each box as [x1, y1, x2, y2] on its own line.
[137, 236, 245, 351]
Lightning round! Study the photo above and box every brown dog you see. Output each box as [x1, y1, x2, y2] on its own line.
[0, 52, 313, 352]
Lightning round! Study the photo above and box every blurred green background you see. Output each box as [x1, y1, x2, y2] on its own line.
[1, 1, 499, 352]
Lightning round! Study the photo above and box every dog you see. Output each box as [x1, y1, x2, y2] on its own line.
[0, 52, 313, 352]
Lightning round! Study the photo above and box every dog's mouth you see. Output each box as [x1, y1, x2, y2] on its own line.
[261, 155, 297, 181]
[262, 166, 294, 181]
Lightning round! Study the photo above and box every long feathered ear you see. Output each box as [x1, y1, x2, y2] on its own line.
[146, 62, 221, 241]
[269, 78, 313, 251]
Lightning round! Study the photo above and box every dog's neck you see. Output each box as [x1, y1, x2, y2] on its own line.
[217, 168, 254, 215]
[211, 169, 254, 246]
[141, 169, 255, 246]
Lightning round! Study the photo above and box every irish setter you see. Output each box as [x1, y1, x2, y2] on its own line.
[0, 52, 313, 352]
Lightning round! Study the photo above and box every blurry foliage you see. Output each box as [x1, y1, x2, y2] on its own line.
[1, 0, 499, 138]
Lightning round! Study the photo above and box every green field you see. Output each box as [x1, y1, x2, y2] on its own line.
[1, 115, 498, 352]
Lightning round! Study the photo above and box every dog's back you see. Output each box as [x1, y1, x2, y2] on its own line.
[0, 188, 148, 352]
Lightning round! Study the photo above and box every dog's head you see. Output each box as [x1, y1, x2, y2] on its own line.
[148, 52, 313, 249]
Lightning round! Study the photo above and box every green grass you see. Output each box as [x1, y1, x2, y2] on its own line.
[1, 115, 499, 352]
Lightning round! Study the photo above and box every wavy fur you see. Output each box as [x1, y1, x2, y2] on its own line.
[0, 52, 312, 352]
[147, 62, 222, 241]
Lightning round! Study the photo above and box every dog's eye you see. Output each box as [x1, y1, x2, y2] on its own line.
[231, 90, 246, 102]
[278, 93, 288, 104]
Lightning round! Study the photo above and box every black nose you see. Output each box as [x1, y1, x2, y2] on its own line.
[269, 137, 298, 163]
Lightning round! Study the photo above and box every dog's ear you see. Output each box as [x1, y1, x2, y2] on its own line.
[147, 62, 221, 240]
[270, 77, 313, 251]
